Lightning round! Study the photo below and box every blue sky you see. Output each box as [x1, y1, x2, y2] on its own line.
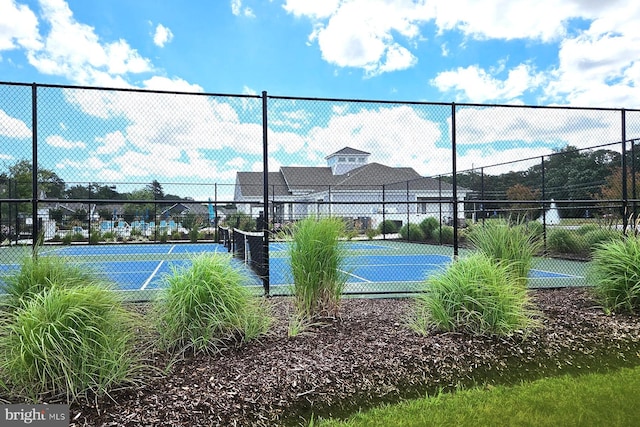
[1, 0, 640, 200]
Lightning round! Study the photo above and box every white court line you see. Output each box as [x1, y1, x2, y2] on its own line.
[140, 244, 176, 290]
[341, 269, 373, 283]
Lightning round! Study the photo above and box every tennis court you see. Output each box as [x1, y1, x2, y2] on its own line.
[0, 240, 589, 298]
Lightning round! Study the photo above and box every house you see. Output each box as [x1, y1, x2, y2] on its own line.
[234, 147, 471, 228]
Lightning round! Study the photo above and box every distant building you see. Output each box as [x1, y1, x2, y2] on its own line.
[234, 147, 470, 227]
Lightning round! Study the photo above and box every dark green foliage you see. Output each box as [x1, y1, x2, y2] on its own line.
[419, 217, 440, 240]
[225, 212, 256, 232]
[399, 223, 425, 242]
[439, 225, 455, 244]
[378, 219, 399, 235]
[547, 228, 587, 255]
[583, 228, 621, 251]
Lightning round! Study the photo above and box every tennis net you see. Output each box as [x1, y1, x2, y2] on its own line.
[219, 226, 267, 279]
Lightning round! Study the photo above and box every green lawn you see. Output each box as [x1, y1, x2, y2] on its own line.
[317, 364, 640, 427]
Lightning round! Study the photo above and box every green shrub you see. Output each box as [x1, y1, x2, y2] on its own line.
[189, 228, 200, 242]
[419, 217, 440, 240]
[577, 224, 600, 235]
[102, 231, 116, 241]
[62, 233, 72, 245]
[588, 235, 640, 313]
[225, 212, 256, 232]
[89, 230, 101, 244]
[408, 253, 539, 336]
[547, 228, 587, 255]
[439, 225, 455, 244]
[0, 285, 142, 402]
[378, 219, 399, 235]
[399, 223, 425, 242]
[288, 217, 348, 319]
[153, 253, 272, 354]
[365, 228, 378, 240]
[468, 219, 541, 287]
[525, 220, 544, 239]
[159, 231, 168, 243]
[583, 228, 621, 251]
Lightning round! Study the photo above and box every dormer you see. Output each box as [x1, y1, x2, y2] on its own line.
[325, 147, 370, 175]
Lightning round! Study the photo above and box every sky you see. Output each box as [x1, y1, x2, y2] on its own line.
[1, 0, 640, 200]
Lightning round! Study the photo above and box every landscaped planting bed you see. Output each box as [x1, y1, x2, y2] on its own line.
[57, 287, 640, 427]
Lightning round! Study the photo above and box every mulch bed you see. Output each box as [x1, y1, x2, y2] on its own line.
[59, 287, 640, 426]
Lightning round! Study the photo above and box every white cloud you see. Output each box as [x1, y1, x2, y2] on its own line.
[283, 0, 340, 19]
[96, 130, 126, 155]
[0, 0, 42, 51]
[142, 76, 203, 92]
[432, 63, 544, 103]
[453, 106, 622, 153]
[302, 105, 446, 175]
[0, 109, 31, 138]
[288, 0, 425, 76]
[153, 24, 173, 48]
[282, 0, 606, 77]
[45, 134, 86, 149]
[242, 85, 257, 96]
[23, 0, 152, 86]
[231, 0, 255, 18]
[544, 3, 640, 107]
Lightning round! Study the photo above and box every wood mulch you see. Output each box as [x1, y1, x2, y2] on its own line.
[58, 288, 640, 426]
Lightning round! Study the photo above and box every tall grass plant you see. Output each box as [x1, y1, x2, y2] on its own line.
[1, 251, 107, 311]
[588, 235, 640, 313]
[288, 217, 348, 319]
[0, 285, 142, 402]
[409, 253, 539, 336]
[153, 253, 272, 354]
[468, 219, 541, 287]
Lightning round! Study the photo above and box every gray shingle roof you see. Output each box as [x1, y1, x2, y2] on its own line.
[236, 172, 289, 198]
[280, 167, 335, 192]
[325, 147, 370, 158]
[235, 147, 469, 201]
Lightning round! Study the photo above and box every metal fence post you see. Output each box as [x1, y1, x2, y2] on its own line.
[622, 109, 628, 233]
[451, 103, 458, 259]
[31, 83, 39, 250]
[261, 91, 270, 296]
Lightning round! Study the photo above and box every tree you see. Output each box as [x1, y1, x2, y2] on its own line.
[7, 160, 66, 200]
[506, 184, 541, 221]
[123, 188, 155, 223]
[147, 180, 165, 200]
[595, 167, 640, 218]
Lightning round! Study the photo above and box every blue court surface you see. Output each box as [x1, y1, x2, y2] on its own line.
[0, 242, 585, 294]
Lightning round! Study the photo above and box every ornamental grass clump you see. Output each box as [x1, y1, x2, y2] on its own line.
[153, 253, 272, 355]
[1, 252, 103, 311]
[468, 219, 541, 287]
[588, 235, 640, 314]
[288, 216, 348, 319]
[0, 285, 142, 402]
[409, 253, 539, 336]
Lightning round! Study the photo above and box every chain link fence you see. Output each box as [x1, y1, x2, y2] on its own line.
[1, 81, 639, 299]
